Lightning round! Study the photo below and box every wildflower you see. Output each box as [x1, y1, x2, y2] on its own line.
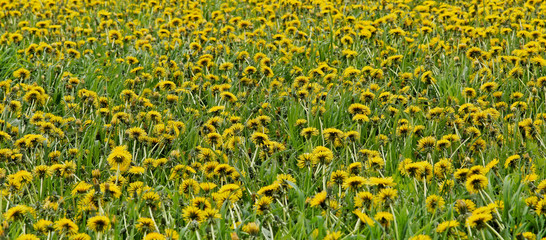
[397, 125, 412, 137]
[352, 114, 370, 123]
[521, 232, 536, 240]
[353, 210, 375, 226]
[347, 162, 362, 175]
[183, 206, 205, 223]
[417, 136, 436, 151]
[310, 191, 328, 208]
[466, 47, 483, 59]
[405, 162, 432, 181]
[468, 166, 486, 178]
[4, 205, 35, 222]
[101, 183, 122, 199]
[434, 159, 453, 178]
[125, 127, 147, 140]
[135, 218, 156, 233]
[434, 138, 451, 150]
[199, 182, 217, 192]
[32, 165, 50, 178]
[425, 195, 445, 213]
[480, 82, 498, 92]
[54, 218, 79, 235]
[202, 208, 221, 222]
[254, 196, 273, 215]
[348, 103, 371, 115]
[108, 30, 122, 41]
[323, 128, 344, 142]
[242, 222, 260, 236]
[301, 127, 319, 138]
[466, 213, 492, 230]
[13, 68, 31, 80]
[206, 132, 223, 146]
[374, 212, 393, 227]
[345, 131, 360, 142]
[535, 198, 546, 215]
[455, 199, 476, 214]
[107, 145, 132, 172]
[409, 235, 431, 240]
[323, 231, 342, 240]
[87, 215, 110, 232]
[15, 170, 33, 185]
[179, 179, 200, 195]
[436, 220, 459, 233]
[297, 153, 315, 168]
[330, 170, 348, 185]
[142, 191, 161, 209]
[420, 71, 436, 84]
[343, 176, 367, 190]
[466, 174, 488, 193]
[276, 174, 296, 188]
[144, 233, 166, 240]
[354, 191, 374, 209]
[375, 188, 398, 206]
[369, 177, 397, 188]
[34, 219, 54, 234]
[504, 154, 520, 169]
[128, 166, 145, 175]
[250, 132, 269, 145]
[312, 146, 334, 165]
[463, 88, 477, 98]
[469, 138, 487, 152]
[439, 180, 455, 193]
[220, 91, 238, 102]
[70, 233, 92, 240]
[16, 234, 40, 240]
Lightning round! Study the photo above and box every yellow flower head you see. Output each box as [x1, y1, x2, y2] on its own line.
[107, 145, 132, 172]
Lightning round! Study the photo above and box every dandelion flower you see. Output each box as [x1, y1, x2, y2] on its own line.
[409, 235, 431, 240]
[310, 191, 328, 208]
[16, 234, 40, 240]
[465, 174, 488, 194]
[436, 220, 459, 233]
[254, 196, 273, 215]
[353, 210, 375, 227]
[136, 217, 156, 233]
[425, 195, 445, 213]
[87, 215, 110, 232]
[144, 233, 166, 240]
[54, 218, 79, 235]
[182, 206, 205, 223]
[107, 145, 132, 172]
[466, 213, 492, 230]
[242, 222, 260, 236]
[374, 212, 394, 227]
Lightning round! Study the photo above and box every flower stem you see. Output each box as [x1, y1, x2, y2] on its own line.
[485, 223, 505, 240]
[149, 206, 160, 233]
[390, 205, 400, 240]
[210, 224, 216, 240]
[481, 229, 487, 240]
[268, 221, 274, 239]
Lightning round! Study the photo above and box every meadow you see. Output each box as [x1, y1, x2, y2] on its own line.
[1, 0, 546, 239]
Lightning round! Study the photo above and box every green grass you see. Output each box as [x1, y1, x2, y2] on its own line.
[0, 0, 546, 239]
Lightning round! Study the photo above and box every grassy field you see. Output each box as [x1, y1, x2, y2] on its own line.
[1, 0, 546, 239]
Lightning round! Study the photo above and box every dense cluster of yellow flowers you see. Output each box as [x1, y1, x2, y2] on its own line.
[1, 0, 546, 239]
